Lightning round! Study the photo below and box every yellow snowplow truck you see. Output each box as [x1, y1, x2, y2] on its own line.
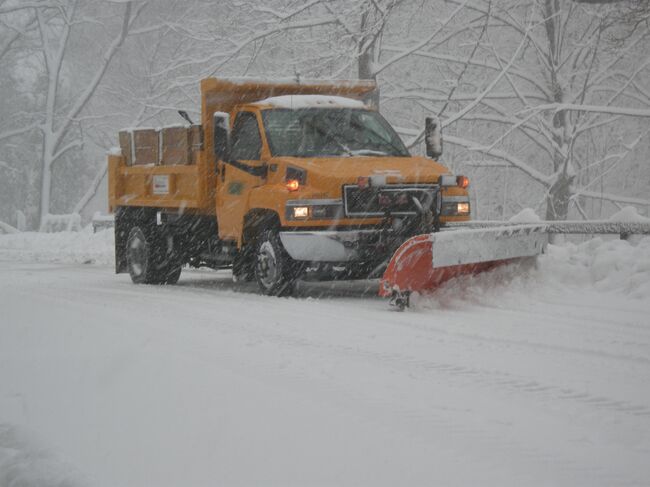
[109, 77, 472, 295]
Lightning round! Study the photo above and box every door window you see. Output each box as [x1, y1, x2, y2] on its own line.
[230, 112, 262, 160]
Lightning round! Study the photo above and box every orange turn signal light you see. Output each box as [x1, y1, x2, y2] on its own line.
[286, 179, 300, 191]
[457, 175, 469, 189]
[357, 176, 371, 189]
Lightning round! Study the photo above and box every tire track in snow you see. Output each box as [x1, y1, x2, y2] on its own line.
[161, 313, 648, 486]
[134, 273, 650, 420]
[73, 274, 647, 423]
[385, 310, 650, 367]
[223, 322, 650, 420]
[134, 312, 631, 486]
[25, 268, 650, 406]
[472, 301, 650, 343]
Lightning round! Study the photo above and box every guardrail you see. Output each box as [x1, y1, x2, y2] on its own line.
[91, 213, 115, 233]
[447, 220, 650, 240]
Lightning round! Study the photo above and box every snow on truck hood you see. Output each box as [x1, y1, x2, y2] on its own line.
[253, 95, 366, 109]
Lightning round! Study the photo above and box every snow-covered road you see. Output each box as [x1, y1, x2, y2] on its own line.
[1, 236, 650, 486]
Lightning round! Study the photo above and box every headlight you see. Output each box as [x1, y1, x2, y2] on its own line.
[286, 200, 343, 220]
[292, 206, 309, 219]
[440, 198, 470, 216]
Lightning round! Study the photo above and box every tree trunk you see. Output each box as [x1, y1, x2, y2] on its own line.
[542, 0, 574, 221]
[358, 10, 380, 108]
[38, 135, 53, 231]
[545, 173, 573, 220]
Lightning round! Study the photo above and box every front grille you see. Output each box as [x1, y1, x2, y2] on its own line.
[343, 184, 437, 217]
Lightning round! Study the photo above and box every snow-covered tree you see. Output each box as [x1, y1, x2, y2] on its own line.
[381, 0, 650, 219]
[0, 0, 144, 229]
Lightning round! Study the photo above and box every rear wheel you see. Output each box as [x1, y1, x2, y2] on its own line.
[232, 244, 255, 283]
[254, 229, 302, 296]
[126, 226, 181, 285]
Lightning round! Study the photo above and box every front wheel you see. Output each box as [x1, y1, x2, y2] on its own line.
[254, 230, 302, 296]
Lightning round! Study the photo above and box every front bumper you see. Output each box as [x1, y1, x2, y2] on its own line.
[279, 191, 471, 262]
[279, 229, 381, 262]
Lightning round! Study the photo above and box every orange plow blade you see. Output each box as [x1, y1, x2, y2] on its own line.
[379, 224, 549, 305]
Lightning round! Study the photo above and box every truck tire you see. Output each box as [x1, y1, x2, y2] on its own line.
[126, 226, 182, 285]
[232, 244, 255, 282]
[254, 229, 302, 296]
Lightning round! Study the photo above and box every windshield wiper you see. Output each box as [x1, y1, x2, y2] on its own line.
[348, 149, 389, 156]
[347, 118, 406, 156]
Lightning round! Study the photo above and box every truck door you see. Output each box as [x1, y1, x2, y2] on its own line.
[217, 111, 265, 243]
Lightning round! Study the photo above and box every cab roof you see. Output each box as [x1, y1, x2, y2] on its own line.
[251, 95, 367, 110]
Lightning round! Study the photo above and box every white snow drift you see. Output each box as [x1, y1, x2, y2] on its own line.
[0, 227, 113, 266]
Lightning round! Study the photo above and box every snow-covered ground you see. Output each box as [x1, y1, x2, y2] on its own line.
[1, 229, 649, 486]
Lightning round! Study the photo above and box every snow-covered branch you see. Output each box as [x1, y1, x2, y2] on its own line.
[53, 2, 136, 145]
[373, 0, 469, 76]
[72, 160, 106, 214]
[0, 124, 38, 142]
[573, 190, 650, 207]
[0, 1, 58, 14]
[525, 103, 650, 119]
[444, 134, 551, 186]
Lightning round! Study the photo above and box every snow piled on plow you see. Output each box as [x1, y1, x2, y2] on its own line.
[412, 236, 650, 309]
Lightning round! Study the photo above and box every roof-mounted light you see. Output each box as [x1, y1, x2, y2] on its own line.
[457, 175, 469, 189]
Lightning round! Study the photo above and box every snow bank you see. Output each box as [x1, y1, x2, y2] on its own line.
[608, 205, 650, 222]
[0, 221, 20, 234]
[0, 425, 88, 487]
[255, 94, 366, 109]
[541, 236, 650, 299]
[0, 227, 114, 266]
[413, 235, 650, 309]
[509, 207, 541, 223]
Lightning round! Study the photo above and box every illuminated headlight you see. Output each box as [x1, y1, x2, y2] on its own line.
[440, 199, 470, 216]
[292, 206, 309, 219]
[286, 200, 343, 220]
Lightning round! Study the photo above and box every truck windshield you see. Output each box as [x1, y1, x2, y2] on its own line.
[261, 108, 410, 158]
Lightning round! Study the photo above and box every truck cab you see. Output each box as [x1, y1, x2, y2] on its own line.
[109, 78, 471, 295]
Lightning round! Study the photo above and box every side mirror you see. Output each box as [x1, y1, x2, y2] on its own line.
[425, 116, 443, 159]
[213, 112, 230, 161]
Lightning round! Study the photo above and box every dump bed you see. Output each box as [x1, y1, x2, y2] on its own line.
[108, 123, 211, 213]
